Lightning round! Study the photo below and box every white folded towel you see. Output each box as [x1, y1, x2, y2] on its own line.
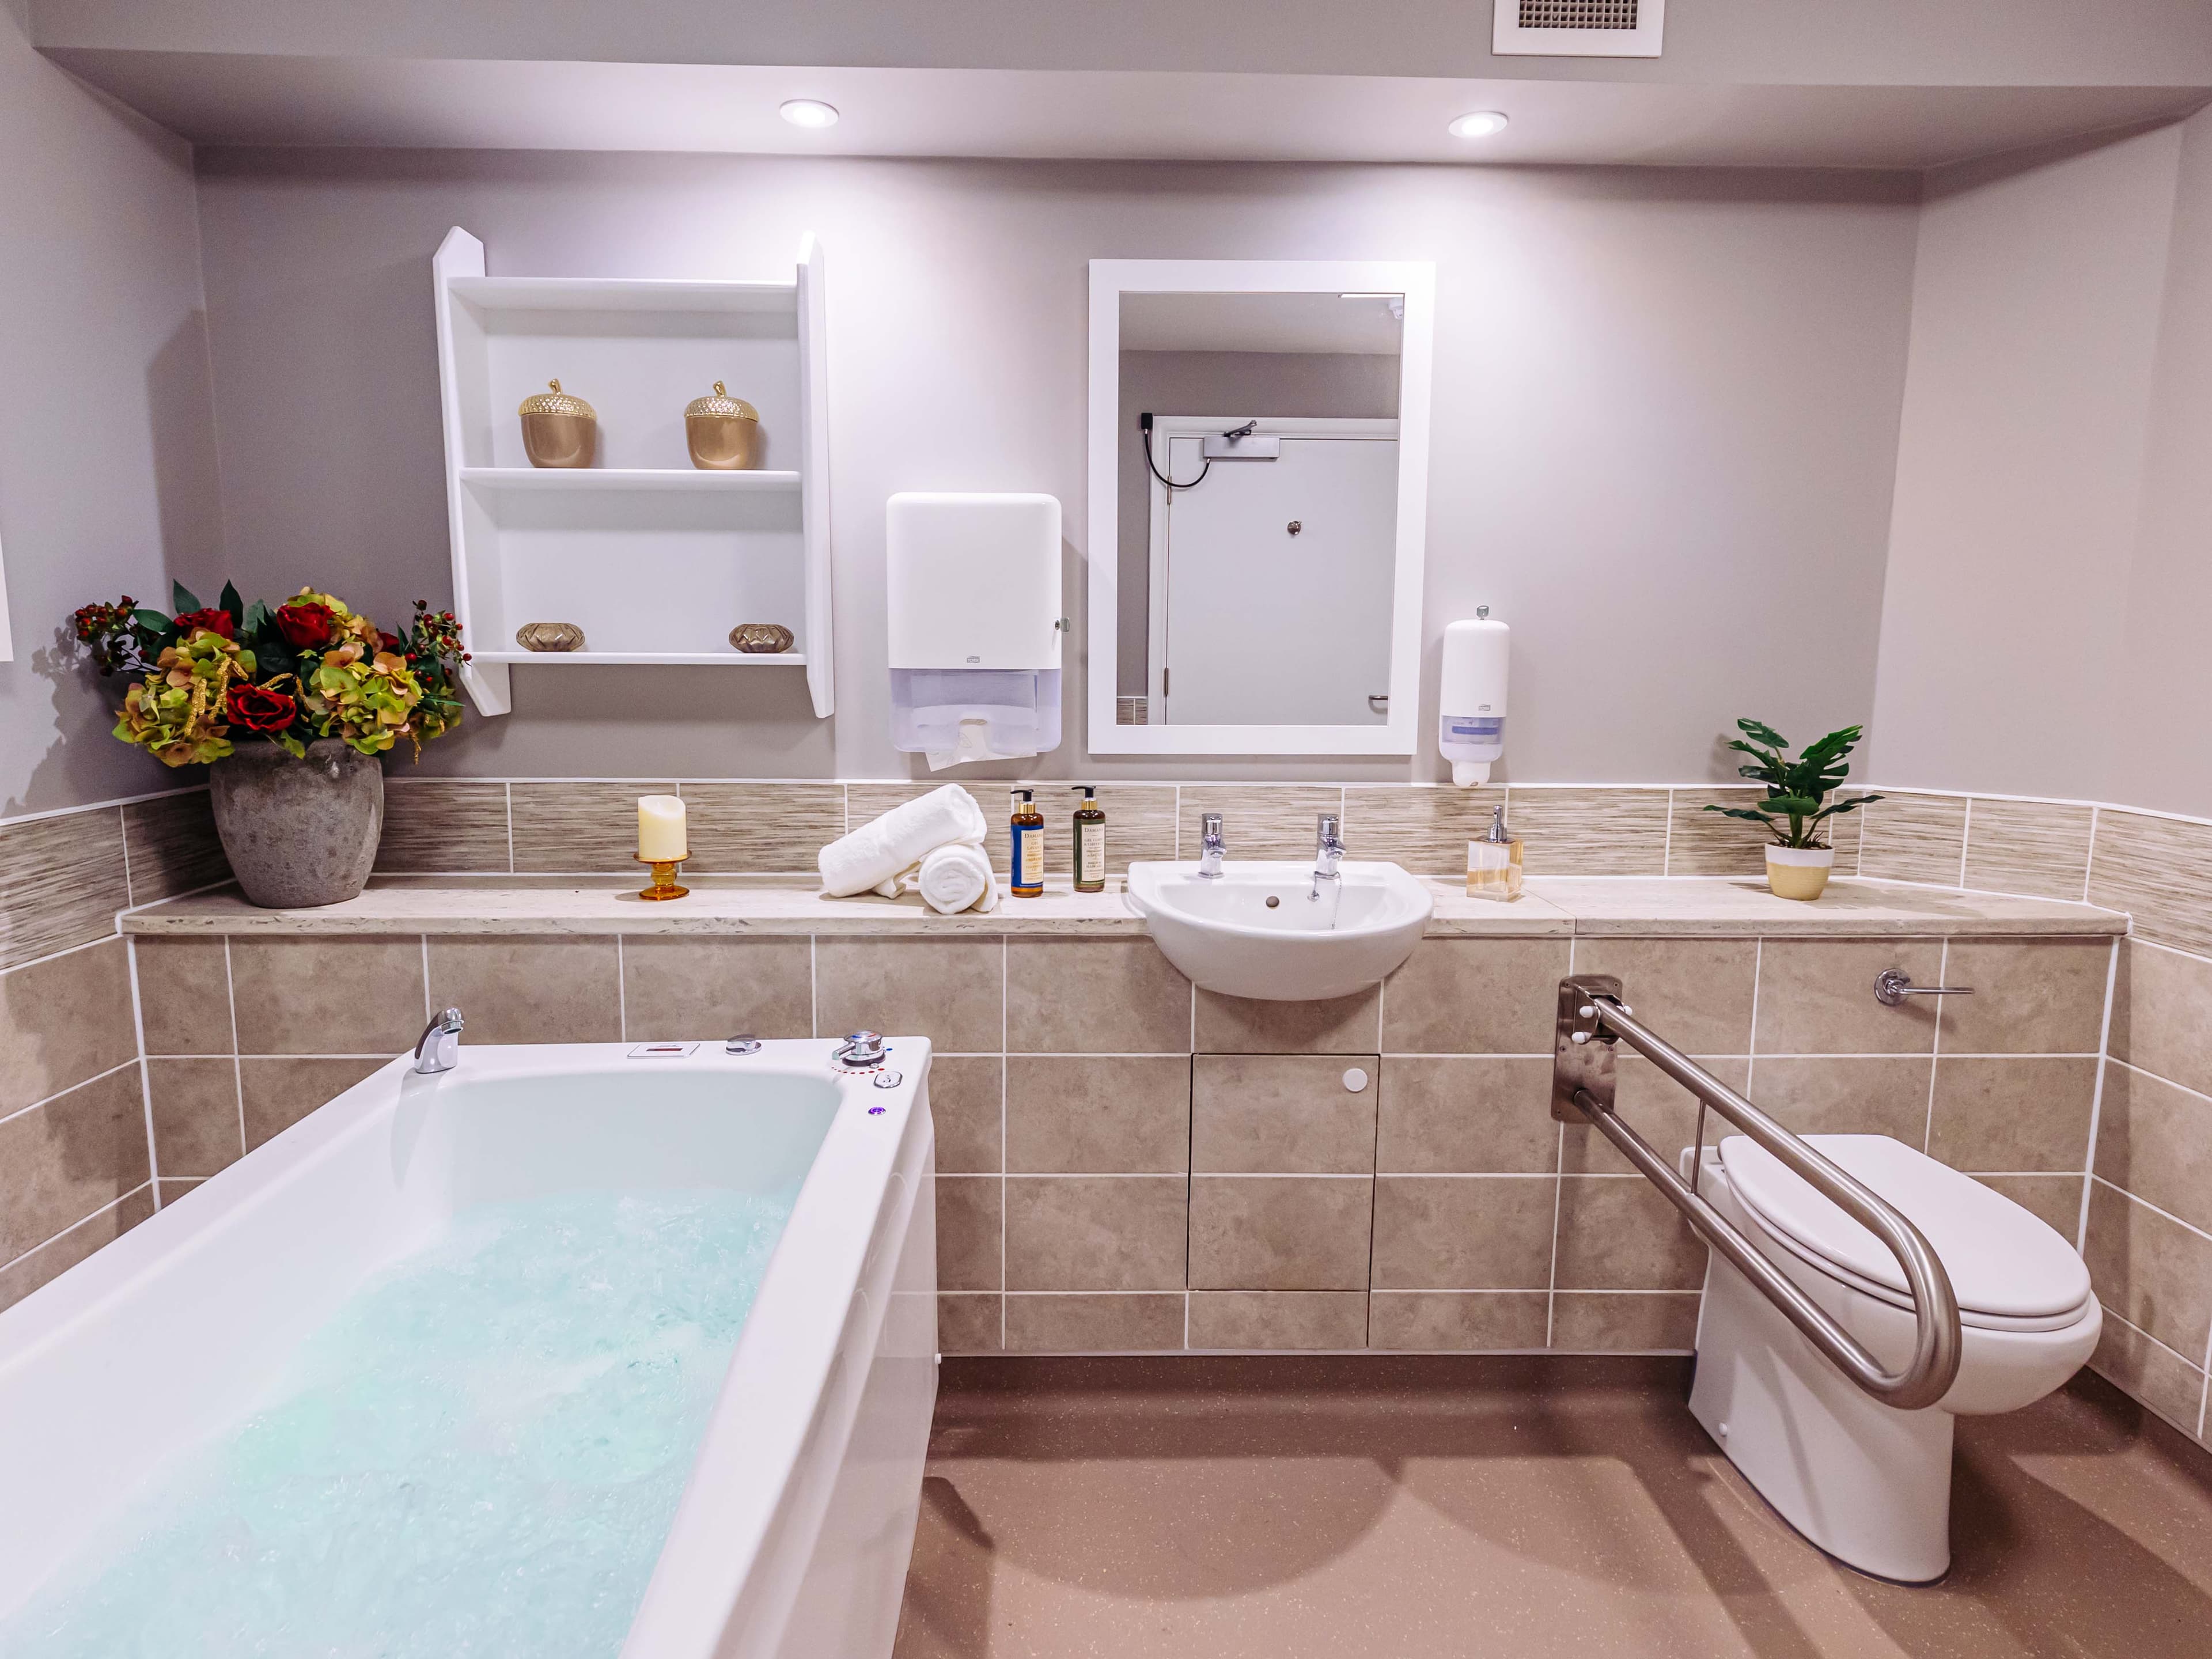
[916, 842, 998, 914]
[819, 783, 989, 897]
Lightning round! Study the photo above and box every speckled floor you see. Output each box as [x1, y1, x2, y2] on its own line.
[893, 1357, 2212, 1659]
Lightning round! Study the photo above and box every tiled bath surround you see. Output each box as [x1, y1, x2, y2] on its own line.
[3, 775, 2209, 1459]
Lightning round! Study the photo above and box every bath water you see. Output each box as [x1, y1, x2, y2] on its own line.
[1, 1187, 796, 1659]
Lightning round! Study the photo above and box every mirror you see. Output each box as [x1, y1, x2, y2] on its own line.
[1087, 260, 1433, 755]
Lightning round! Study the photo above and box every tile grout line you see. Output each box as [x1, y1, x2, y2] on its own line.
[225, 937, 245, 1159]
[1922, 937, 1947, 1155]
[0, 930, 144, 985]
[2081, 804, 2099, 904]
[116, 805, 136, 909]
[0, 1180, 158, 1279]
[2078, 936, 2122, 1254]
[1956, 796, 1973, 889]
[126, 935, 161, 1210]
[1661, 787, 1675, 877]
[0, 1056, 149, 1134]
[1743, 937, 1764, 1099]
[2088, 1172, 2212, 1245]
[616, 935, 628, 1041]
[1547, 934, 1575, 1347]
[1002, 934, 1010, 1351]
[504, 782, 516, 874]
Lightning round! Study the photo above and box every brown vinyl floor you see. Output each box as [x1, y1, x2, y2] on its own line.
[893, 1357, 2212, 1659]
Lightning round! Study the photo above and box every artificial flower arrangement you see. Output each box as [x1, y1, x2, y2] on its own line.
[71, 581, 469, 767]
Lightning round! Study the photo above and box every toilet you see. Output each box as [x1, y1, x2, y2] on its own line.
[1685, 1132, 2101, 1584]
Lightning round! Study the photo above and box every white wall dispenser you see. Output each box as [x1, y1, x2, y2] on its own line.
[887, 492, 1063, 770]
[1439, 608, 1510, 786]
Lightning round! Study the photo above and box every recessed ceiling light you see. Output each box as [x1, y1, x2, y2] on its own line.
[779, 99, 840, 130]
[1448, 111, 1509, 140]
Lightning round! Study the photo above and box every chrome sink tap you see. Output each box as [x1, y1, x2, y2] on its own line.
[413, 1007, 464, 1074]
[1196, 812, 1228, 878]
[1310, 812, 1346, 902]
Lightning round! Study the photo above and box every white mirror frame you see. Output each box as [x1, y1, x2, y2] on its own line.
[1086, 257, 1434, 756]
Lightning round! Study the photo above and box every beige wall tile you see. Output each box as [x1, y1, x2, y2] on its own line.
[1828, 793, 1868, 874]
[157, 1177, 204, 1206]
[937, 1293, 1003, 1354]
[240, 1057, 384, 1150]
[1381, 938, 1572, 1055]
[1857, 792, 1967, 885]
[0, 938, 138, 1115]
[510, 781, 677, 873]
[374, 781, 510, 873]
[1573, 938, 1758, 1055]
[1005, 1176, 1187, 1291]
[1342, 785, 1506, 875]
[2084, 1179, 2212, 1362]
[679, 783, 846, 873]
[1551, 1291, 1701, 1351]
[1187, 1290, 1368, 1350]
[1560, 1055, 1749, 1176]
[2109, 941, 2212, 1100]
[1974, 1174, 2086, 1240]
[1554, 1176, 1707, 1290]
[1938, 937, 2112, 1055]
[2088, 809, 2212, 957]
[1754, 938, 1942, 1054]
[427, 937, 620, 1044]
[1370, 1175, 1556, 1290]
[842, 783, 932, 840]
[1929, 1056, 2098, 1173]
[1368, 1290, 1549, 1351]
[620, 935, 812, 1041]
[1193, 1055, 1376, 1175]
[0, 1187, 154, 1315]
[2090, 1314, 2208, 1438]
[1962, 798, 2096, 902]
[1194, 987, 1379, 1055]
[1043, 784, 1177, 877]
[1504, 787, 1669, 876]
[929, 1056, 1004, 1175]
[935, 1176, 1003, 1291]
[2096, 1062, 2212, 1237]
[1188, 1176, 1372, 1290]
[1180, 785, 1344, 862]
[0, 809, 131, 972]
[0, 1067, 150, 1262]
[135, 937, 234, 1056]
[122, 791, 230, 902]
[818, 938, 1005, 1053]
[1740, 1056, 1933, 1143]
[147, 1058, 242, 1179]
[1665, 788, 1771, 878]
[1006, 940, 1188, 1054]
[1378, 1056, 1556, 1175]
[230, 935, 425, 1055]
[1006, 1056, 1189, 1174]
[1004, 1293, 1185, 1353]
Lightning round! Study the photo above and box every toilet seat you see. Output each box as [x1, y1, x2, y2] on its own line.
[1716, 1134, 2093, 1333]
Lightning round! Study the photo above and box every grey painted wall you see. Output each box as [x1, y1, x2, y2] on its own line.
[190, 149, 1919, 785]
[0, 1, 224, 813]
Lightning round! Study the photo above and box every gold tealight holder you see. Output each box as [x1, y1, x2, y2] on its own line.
[635, 854, 690, 902]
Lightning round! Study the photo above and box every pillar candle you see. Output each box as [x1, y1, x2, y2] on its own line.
[638, 795, 688, 862]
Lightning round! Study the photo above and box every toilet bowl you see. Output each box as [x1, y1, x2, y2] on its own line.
[1685, 1132, 2100, 1584]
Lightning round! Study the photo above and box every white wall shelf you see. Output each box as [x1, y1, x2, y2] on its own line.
[431, 229, 834, 718]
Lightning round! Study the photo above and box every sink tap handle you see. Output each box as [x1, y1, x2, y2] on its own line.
[1198, 812, 1228, 878]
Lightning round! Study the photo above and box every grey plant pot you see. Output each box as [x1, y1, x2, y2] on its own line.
[209, 739, 384, 908]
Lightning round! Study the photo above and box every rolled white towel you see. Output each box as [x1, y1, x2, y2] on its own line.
[819, 784, 988, 897]
[916, 842, 999, 914]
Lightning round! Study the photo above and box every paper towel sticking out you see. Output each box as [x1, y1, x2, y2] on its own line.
[927, 715, 1037, 772]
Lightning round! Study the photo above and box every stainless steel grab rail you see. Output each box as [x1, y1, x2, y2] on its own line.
[1552, 975, 1963, 1411]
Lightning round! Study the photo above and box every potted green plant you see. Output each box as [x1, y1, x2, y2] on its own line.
[71, 582, 468, 907]
[1705, 719, 1881, 901]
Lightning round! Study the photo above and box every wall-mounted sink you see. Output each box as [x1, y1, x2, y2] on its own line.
[1125, 860, 1433, 1002]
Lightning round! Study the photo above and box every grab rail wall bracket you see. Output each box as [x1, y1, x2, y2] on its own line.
[1550, 974, 1964, 1412]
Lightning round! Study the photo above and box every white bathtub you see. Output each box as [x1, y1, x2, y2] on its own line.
[0, 1037, 938, 1659]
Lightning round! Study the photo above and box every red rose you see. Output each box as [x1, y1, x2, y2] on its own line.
[225, 682, 297, 733]
[174, 608, 234, 639]
[275, 601, 338, 649]
[378, 631, 403, 653]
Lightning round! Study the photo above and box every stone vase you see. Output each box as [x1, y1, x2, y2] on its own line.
[210, 740, 384, 908]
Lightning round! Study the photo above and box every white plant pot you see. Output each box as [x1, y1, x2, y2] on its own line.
[1765, 844, 1835, 902]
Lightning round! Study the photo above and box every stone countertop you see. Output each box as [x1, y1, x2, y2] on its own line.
[120, 873, 2129, 940]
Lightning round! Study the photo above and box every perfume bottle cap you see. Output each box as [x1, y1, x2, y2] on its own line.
[1485, 803, 1513, 843]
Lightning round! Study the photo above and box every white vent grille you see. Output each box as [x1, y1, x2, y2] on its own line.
[1495, 0, 1662, 56]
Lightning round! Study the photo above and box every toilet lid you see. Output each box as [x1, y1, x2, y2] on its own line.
[1718, 1133, 2092, 1321]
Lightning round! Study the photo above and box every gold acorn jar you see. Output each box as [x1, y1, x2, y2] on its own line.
[684, 382, 762, 470]
[518, 380, 596, 468]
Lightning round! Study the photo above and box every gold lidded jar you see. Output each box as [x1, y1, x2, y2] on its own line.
[518, 380, 596, 469]
[685, 381, 762, 471]
[728, 623, 794, 654]
[516, 622, 586, 653]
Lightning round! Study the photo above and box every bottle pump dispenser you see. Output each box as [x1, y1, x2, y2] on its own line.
[1438, 608, 1510, 787]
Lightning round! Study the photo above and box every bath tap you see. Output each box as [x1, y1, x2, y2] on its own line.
[1310, 812, 1346, 903]
[1196, 812, 1228, 878]
[413, 1007, 464, 1074]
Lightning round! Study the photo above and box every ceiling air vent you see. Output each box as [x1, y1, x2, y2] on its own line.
[1493, 0, 1664, 57]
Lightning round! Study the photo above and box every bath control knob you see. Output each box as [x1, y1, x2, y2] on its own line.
[725, 1035, 763, 1055]
[834, 1031, 888, 1069]
[873, 1070, 903, 1089]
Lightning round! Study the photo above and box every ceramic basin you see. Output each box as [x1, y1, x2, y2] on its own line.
[1124, 860, 1434, 1002]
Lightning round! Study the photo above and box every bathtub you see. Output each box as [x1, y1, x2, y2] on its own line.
[0, 1037, 938, 1659]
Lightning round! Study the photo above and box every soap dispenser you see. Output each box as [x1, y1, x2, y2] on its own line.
[1467, 803, 1524, 901]
[1070, 786, 1106, 893]
[1440, 609, 1510, 786]
[1010, 790, 1045, 898]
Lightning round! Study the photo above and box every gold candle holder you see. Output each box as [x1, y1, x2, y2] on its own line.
[635, 854, 690, 902]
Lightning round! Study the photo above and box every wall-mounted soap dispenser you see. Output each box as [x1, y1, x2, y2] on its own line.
[1439, 608, 1509, 786]
[887, 493, 1064, 770]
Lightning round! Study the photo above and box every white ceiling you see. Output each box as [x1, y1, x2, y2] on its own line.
[1122, 293, 1404, 357]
